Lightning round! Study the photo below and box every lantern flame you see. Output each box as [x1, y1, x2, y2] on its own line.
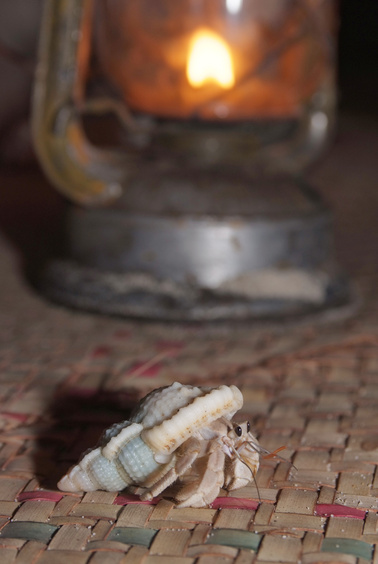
[187, 29, 235, 89]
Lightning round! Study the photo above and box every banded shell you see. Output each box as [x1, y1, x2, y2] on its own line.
[58, 382, 243, 494]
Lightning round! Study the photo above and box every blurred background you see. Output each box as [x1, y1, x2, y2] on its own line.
[1, 1, 377, 163]
[0, 0, 377, 296]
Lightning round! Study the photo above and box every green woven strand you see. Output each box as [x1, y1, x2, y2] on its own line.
[206, 529, 262, 551]
[107, 526, 158, 547]
[322, 538, 373, 561]
[0, 521, 58, 543]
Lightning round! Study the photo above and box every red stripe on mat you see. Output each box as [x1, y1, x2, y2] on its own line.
[17, 491, 64, 502]
[315, 503, 366, 519]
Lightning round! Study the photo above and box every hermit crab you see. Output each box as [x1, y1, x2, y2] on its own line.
[58, 382, 261, 507]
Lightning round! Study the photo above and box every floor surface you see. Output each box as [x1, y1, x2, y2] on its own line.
[0, 114, 378, 563]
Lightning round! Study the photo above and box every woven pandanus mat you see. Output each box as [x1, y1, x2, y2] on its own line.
[1, 306, 378, 563]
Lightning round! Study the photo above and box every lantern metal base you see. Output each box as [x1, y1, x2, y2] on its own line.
[40, 259, 350, 321]
[38, 175, 351, 321]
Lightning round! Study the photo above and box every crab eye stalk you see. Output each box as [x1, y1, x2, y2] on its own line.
[247, 421, 251, 433]
[235, 425, 243, 437]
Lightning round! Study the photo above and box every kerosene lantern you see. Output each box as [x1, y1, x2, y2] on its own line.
[33, 0, 348, 320]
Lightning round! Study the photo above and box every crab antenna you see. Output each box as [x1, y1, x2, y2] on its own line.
[254, 443, 298, 471]
[220, 416, 233, 430]
[246, 439, 262, 455]
[243, 436, 295, 468]
[231, 445, 261, 503]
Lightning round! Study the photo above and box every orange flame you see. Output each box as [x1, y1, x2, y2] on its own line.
[186, 29, 235, 89]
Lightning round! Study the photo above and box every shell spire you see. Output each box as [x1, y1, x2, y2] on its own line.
[142, 385, 243, 454]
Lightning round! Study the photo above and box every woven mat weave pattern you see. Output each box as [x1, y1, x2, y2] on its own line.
[1, 275, 378, 564]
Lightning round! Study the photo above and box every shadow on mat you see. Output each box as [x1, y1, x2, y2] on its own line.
[34, 388, 138, 490]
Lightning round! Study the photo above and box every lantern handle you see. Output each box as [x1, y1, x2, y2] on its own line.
[32, 0, 125, 206]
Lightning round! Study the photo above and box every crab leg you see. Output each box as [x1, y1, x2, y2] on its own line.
[141, 437, 202, 501]
[174, 440, 226, 508]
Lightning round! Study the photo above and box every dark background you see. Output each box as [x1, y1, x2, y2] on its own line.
[338, 0, 378, 115]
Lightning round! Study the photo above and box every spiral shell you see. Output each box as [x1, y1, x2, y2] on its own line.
[58, 382, 243, 494]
